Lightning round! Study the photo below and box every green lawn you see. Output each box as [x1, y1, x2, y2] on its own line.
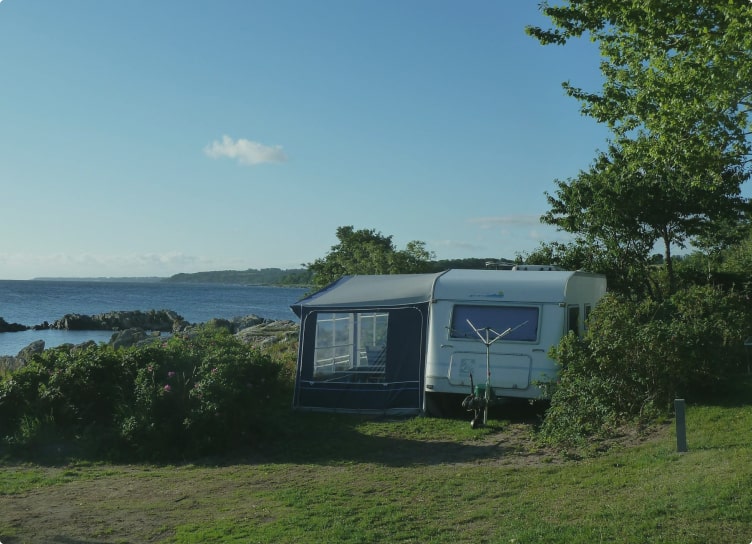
[1, 390, 750, 543]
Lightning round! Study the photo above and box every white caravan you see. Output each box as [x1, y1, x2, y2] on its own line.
[423, 268, 606, 414]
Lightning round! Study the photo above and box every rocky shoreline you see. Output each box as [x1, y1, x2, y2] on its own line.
[0, 310, 299, 371]
[1, 309, 190, 333]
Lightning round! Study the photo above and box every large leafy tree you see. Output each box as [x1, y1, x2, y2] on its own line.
[526, 1, 752, 294]
[305, 226, 434, 287]
[527, 1, 752, 166]
[543, 137, 748, 295]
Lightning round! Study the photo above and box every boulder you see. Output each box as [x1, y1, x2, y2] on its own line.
[50, 309, 187, 332]
[229, 314, 266, 332]
[52, 314, 99, 330]
[71, 340, 98, 353]
[203, 315, 267, 334]
[234, 320, 298, 347]
[109, 328, 150, 349]
[0, 317, 29, 332]
[0, 355, 20, 373]
[16, 340, 46, 365]
[204, 318, 234, 332]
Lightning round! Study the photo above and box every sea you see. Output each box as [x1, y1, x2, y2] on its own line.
[0, 280, 308, 356]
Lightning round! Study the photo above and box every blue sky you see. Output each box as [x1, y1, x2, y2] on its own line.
[1, 0, 611, 280]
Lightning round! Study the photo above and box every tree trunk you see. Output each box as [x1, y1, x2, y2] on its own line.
[663, 235, 674, 295]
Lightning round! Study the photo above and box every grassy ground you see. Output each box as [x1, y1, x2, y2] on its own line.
[1, 383, 751, 543]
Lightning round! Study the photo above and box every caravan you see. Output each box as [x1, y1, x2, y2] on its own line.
[291, 268, 606, 415]
[423, 268, 606, 415]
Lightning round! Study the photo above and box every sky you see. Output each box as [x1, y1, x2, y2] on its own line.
[1, 0, 613, 280]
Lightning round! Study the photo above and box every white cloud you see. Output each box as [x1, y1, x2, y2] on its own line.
[204, 135, 287, 165]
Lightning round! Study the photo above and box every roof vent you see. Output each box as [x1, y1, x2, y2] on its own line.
[512, 264, 563, 271]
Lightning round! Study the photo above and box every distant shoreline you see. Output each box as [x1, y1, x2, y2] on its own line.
[31, 277, 165, 282]
[28, 267, 313, 287]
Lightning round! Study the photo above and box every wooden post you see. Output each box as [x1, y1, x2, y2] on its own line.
[675, 399, 688, 453]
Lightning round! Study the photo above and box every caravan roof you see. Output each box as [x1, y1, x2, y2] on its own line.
[432, 269, 590, 303]
[291, 272, 444, 316]
[291, 269, 603, 317]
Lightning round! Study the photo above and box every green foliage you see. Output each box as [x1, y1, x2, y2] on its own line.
[540, 136, 748, 297]
[306, 226, 435, 287]
[540, 286, 751, 448]
[527, 2, 752, 297]
[719, 224, 752, 275]
[527, 1, 752, 164]
[0, 329, 289, 460]
[520, 238, 655, 297]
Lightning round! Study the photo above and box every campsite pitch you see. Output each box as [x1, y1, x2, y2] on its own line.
[1, 403, 750, 543]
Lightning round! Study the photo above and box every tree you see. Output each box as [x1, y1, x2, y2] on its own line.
[527, 1, 752, 294]
[305, 226, 435, 287]
[542, 137, 748, 295]
[718, 219, 752, 275]
[526, 1, 752, 169]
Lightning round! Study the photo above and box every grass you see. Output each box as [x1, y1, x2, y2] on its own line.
[1, 380, 751, 543]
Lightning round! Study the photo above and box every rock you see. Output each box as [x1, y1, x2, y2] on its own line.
[0, 355, 20, 373]
[204, 315, 268, 334]
[234, 320, 298, 347]
[229, 315, 266, 332]
[0, 317, 29, 332]
[71, 340, 98, 353]
[204, 318, 234, 332]
[109, 328, 149, 350]
[52, 314, 98, 330]
[50, 309, 187, 332]
[16, 340, 46, 365]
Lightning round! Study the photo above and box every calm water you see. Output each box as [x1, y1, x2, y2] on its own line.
[0, 280, 307, 356]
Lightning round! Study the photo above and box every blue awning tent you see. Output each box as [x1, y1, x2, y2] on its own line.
[291, 272, 445, 414]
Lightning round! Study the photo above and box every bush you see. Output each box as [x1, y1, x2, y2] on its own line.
[0, 328, 291, 460]
[539, 285, 751, 448]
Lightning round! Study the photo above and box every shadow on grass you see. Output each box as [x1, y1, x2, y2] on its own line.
[237, 400, 547, 467]
[0, 399, 548, 468]
[688, 372, 752, 408]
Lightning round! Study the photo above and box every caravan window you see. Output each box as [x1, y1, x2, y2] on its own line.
[584, 303, 592, 331]
[567, 305, 580, 336]
[450, 305, 538, 342]
[312, 312, 389, 382]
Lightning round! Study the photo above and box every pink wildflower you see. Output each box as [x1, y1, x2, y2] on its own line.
[164, 384, 172, 392]
[167, 371, 176, 378]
